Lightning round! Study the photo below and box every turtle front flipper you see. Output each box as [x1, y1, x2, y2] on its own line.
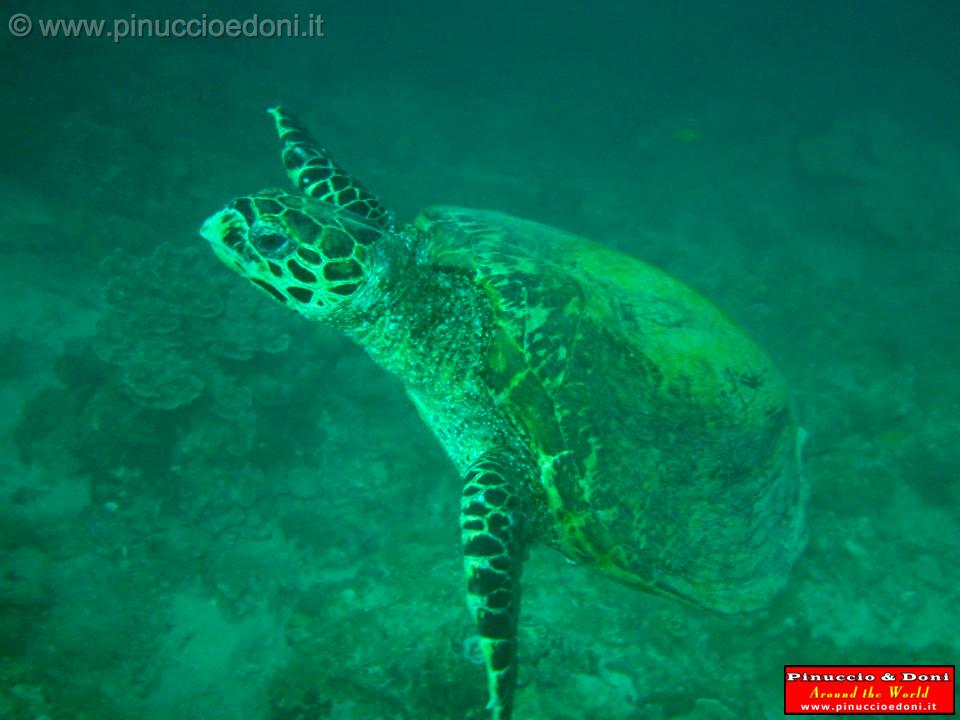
[267, 106, 390, 227]
[461, 452, 527, 720]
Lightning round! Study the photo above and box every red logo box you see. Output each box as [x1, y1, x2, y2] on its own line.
[785, 665, 955, 715]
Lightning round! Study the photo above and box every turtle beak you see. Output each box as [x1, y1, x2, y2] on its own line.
[200, 208, 250, 267]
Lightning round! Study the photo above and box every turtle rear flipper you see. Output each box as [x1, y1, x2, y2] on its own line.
[461, 452, 527, 720]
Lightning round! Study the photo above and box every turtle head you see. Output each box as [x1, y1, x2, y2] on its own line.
[201, 107, 394, 320]
[200, 189, 385, 317]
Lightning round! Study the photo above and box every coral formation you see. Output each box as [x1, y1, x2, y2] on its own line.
[93, 244, 291, 414]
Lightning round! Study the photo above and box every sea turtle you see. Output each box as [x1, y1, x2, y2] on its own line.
[199, 108, 808, 719]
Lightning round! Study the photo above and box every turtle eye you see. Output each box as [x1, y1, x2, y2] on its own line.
[250, 222, 294, 259]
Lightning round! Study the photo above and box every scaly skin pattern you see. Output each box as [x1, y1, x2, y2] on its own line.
[270, 106, 390, 226]
[199, 108, 808, 720]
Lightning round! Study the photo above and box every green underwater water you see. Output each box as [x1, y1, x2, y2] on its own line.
[1, 1, 958, 718]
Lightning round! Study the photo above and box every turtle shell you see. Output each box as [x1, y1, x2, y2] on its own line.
[416, 207, 807, 613]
